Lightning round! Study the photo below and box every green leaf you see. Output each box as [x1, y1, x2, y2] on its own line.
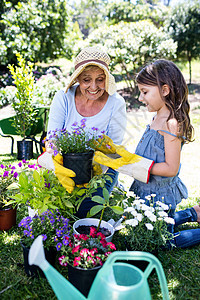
[91, 195, 106, 204]
[103, 188, 110, 202]
[33, 170, 41, 185]
[111, 206, 124, 214]
[64, 200, 74, 208]
[18, 172, 28, 187]
[89, 205, 103, 216]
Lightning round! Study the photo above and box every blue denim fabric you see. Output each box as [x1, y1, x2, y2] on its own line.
[76, 168, 118, 218]
[168, 208, 200, 248]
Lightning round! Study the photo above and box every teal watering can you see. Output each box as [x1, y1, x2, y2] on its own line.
[28, 235, 170, 300]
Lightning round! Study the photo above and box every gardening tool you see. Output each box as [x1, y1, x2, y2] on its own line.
[29, 235, 170, 300]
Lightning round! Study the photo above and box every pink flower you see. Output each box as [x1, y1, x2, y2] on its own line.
[90, 226, 97, 237]
[96, 256, 103, 266]
[100, 239, 107, 248]
[80, 248, 89, 256]
[97, 232, 106, 240]
[105, 252, 112, 256]
[58, 255, 67, 266]
[107, 242, 116, 250]
[87, 256, 95, 265]
[79, 234, 89, 241]
[73, 256, 81, 267]
[72, 245, 80, 254]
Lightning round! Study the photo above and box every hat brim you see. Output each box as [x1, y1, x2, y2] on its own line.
[65, 62, 117, 96]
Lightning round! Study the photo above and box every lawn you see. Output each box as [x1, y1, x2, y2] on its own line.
[0, 64, 200, 299]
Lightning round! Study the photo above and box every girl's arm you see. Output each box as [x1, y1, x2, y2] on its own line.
[150, 120, 182, 177]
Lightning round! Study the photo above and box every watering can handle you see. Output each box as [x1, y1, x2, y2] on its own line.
[103, 251, 170, 300]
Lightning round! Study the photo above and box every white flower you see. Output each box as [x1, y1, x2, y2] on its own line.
[141, 204, 151, 211]
[151, 193, 156, 198]
[164, 217, 175, 225]
[126, 191, 136, 198]
[148, 214, 157, 222]
[158, 211, 168, 218]
[130, 209, 138, 217]
[124, 207, 135, 213]
[149, 206, 155, 213]
[135, 213, 143, 222]
[125, 219, 139, 227]
[156, 201, 169, 211]
[145, 195, 151, 201]
[145, 223, 154, 230]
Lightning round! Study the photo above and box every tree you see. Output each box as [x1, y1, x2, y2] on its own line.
[0, 0, 77, 65]
[167, 1, 200, 83]
[82, 20, 177, 95]
[105, 1, 169, 27]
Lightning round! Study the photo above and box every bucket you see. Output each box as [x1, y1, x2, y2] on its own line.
[17, 140, 33, 160]
[62, 151, 94, 185]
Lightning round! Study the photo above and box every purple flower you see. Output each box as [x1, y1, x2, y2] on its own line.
[54, 150, 58, 156]
[72, 122, 78, 126]
[13, 172, 18, 178]
[56, 243, 62, 251]
[3, 171, 9, 177]
[18, 162, 22, 167]
[0, 164, 5, 169]
[92, 127, 98, 131]
[11, 166, 16, 170]
[56, 229, 62, 237]
[62, 238, 69, 246]
[42, 234, 47, 241]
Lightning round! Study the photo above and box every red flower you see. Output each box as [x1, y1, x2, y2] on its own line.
[107, 242, 116, 250]
[100, 239, 107, 248]
[97, 232, 106, 240]
[80, 248, 89, 256]
[90, 226, 97, 237]
[96, 256, 103, 266]
[72, 245, 81, 254]
[87, 256, 95, 265]
[73, 256, 81, 267]
[79, 234, 89, 241]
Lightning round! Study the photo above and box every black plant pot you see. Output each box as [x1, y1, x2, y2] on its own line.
[62, 151, 94, 185]
[17, 140, 33, 160]
[67, 264, 101, 297]
[21, 243, 57, 278]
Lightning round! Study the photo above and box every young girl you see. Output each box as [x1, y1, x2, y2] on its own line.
[94, 59, 200, 248]
[130, 59, 200, 248]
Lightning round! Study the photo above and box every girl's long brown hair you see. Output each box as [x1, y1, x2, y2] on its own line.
[136, 59, 194, 143]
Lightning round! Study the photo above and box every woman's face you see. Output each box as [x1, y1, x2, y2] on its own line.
[77, 67, 106, 100]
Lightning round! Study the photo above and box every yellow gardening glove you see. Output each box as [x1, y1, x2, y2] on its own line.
[94, 134, 123, 154]
[94, 144, 154, 184]
[37, 152, 76, 193]
[53, 154, 76, 193]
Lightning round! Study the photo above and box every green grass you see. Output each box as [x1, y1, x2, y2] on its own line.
[0, 88, 200, 299]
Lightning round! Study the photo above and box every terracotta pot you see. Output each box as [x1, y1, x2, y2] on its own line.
[0, 206, 17, 231]
[67, 263, 101, 297]
[62, 151, 94, 185]
[73, 218, 115, 242]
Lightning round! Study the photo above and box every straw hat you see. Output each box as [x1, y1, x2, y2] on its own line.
[65, 46, 117, 95]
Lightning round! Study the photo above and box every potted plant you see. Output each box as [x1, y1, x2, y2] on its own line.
[73, 174, 124, 241]
[8, 166, 78, 217]
[116, 192, 174, 254]
[0, 160, 32, 231]
[58, 226, 116, 297]
[47, 119, 105, 184]
[18, 209, 71, 277]
[8, 53, 38, 160]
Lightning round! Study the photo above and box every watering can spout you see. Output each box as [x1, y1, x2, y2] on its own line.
[28, 235, 86, 300]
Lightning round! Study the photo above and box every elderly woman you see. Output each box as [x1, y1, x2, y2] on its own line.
[44, 46, 126, 217]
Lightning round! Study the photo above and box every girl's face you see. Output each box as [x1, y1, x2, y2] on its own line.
[77, 67, 106, 100]
[138, 84, 167, 112]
